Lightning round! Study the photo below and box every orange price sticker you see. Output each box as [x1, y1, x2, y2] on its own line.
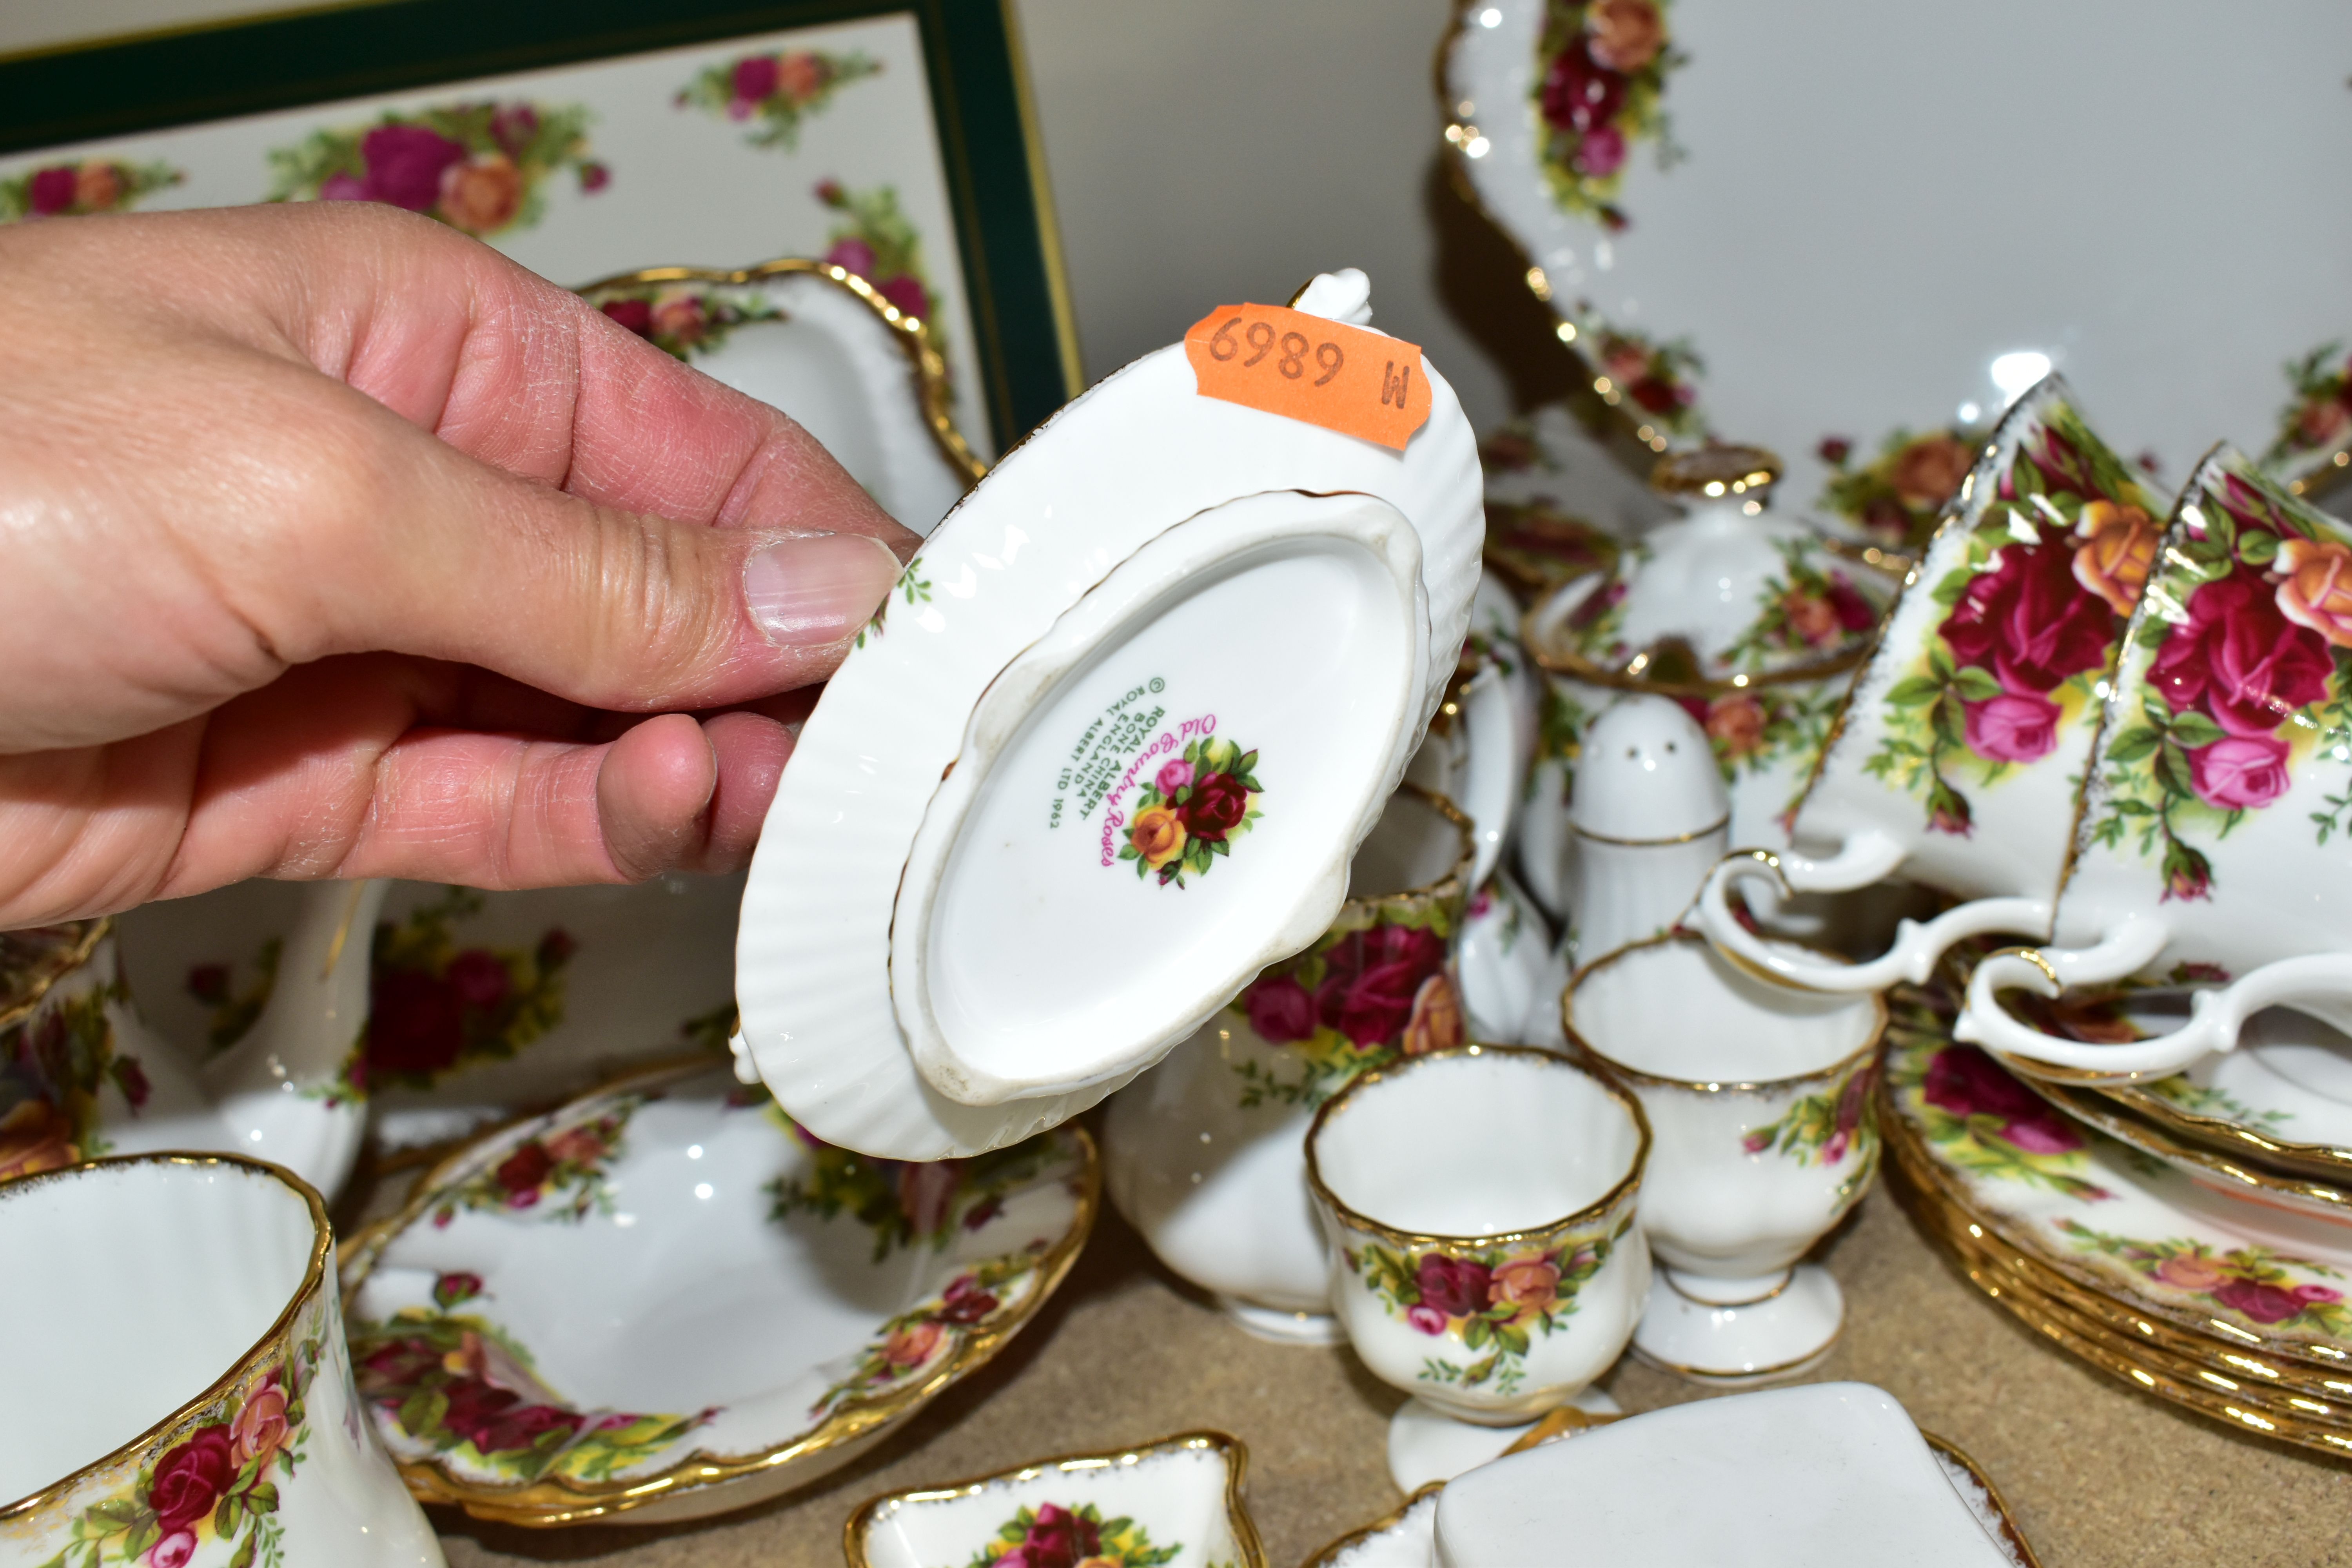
[1183, 304, 1431, 452]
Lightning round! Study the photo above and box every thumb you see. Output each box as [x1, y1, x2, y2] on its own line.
[272, 382, 909, 711]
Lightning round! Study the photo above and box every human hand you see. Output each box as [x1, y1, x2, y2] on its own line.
[0, 203, 920, 926]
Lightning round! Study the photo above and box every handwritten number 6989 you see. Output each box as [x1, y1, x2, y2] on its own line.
[1207, 316, 1346, 387]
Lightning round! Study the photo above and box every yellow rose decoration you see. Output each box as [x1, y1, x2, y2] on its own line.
[1127, 804, 1187, 868]
[2274, 535, 2352, 648]
[2071, 498, 2157, 617]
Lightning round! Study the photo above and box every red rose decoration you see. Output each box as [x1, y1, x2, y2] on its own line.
[732, 54, 781, 104]
[2212, 1278, 2309, 1325]
[28, 165, 78, 216]
[358, 124, 467, 212]
[446, 949, 510, 1009]
[1539, 42, 1628, 134]
[877, 274, 931, 320]
[936, 1273, 999, 1324]
[495, 1141, 554, 1200]
[1181, 771, 1251, 839]
[1009, 1502, 1100, 1568]
[367, 968, 466, 1077]
[1415, 1253, 1493, 1319]
[2147, 571, 2333, 738]
[147, 1424, 234, 1533]
[1244, 974, 1318, 1043]
[1825, 575, 1878, 632]
[1920, 1045, 2081, 1154]
[1939, 536, 2114, 696]
[1315, 926, 1448, 1048]
[441, 1378, 582, 1453]
[600, 298, 655, 336]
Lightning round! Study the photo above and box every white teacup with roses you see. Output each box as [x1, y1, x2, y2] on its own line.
[0, 1154, 442, 1568]
[1962, 448, 2352, 1080]
[1699, 377, 2166, 993]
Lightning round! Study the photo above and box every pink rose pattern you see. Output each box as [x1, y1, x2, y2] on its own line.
[1867, 399, 2152, 838]
[1344, 1220, 1630, 1398]
[2087, 458, 2352, 898]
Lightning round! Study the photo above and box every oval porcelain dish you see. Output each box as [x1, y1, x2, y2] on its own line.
[738, 270, 1483, 1159]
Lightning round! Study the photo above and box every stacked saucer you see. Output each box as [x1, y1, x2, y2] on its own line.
[1878, 980, 2352, 1460]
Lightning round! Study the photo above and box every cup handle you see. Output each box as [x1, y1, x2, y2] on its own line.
[1693, 847, 2049, 994]
[1957, 939, 2352, 1082]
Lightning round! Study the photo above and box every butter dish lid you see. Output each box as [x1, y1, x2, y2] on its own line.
[1433, 1383, 2013, 1567]
[736, 271, 1483, 1159]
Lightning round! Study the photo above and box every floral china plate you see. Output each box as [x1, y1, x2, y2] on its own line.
[578, 258, 981, 535]
[846, 1430, 1264, 1568]
[738, 270, 1484, 1159]
[1880, 987, 2352, 1372]
[339, 1060, 1096, 1525]
[1440, 1, 2352, 538]
[118, 875, 741, 1156]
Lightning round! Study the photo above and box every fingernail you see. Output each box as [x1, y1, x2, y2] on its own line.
[743, 534, 903, 645]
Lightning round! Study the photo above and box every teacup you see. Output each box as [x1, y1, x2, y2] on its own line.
[1960, 448, 2352, 1079]
[1565, 933, 1883, 1382]
[1103, 786, 1476, 1342]
[1305, 1045, 1650, 1488]
[0, 1152, 443, 1566]
[1696, 377, 2167, 992]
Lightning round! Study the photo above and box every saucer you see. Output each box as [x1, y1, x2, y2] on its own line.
[846, 1430, 1264, 1568]
[339, 1061, 1095, 1525]
[1879, 987, 2352, 1374]
[577, 258, 981, 535]
[738, 270, 1483, 1159]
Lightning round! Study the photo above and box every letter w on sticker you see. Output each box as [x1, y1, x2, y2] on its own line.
[1184, 304, 1432, 451]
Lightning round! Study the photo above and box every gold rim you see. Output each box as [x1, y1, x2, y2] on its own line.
[1629, 1326, 1842, 1383]
[1297, 1480, 1445, 1568]
[0, 918, 109, 1034]
[1570, 814, 1729, 847]
[1649, 445, 1782, 496]
[843, 1430, 1265, 1568]
[1564, 930, 1889, 1095]
[337, 1059, 1103, 1526]
[1921, 1433, 2047, 1568]
[575, 256, 985, 487]
[1305, 1044, 1651, 1249]
[0, 1152, 331, 1519]
[2023, 1076, 2352, 1221]
[1523, 606, 1875, 700]
[1344, 785, 1479, 922]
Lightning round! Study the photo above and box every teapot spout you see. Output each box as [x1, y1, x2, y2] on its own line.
[203, 878, 388, 1195]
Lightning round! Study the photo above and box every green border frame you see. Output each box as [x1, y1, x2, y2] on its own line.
[0, 0, 1080, 445]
